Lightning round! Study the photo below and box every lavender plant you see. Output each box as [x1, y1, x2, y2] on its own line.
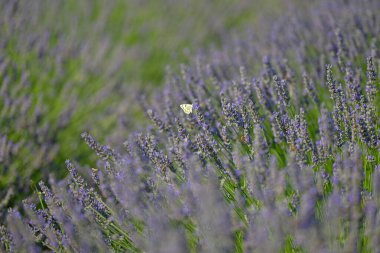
[0, 0, 278, 210]
[1, 0, 380, 252]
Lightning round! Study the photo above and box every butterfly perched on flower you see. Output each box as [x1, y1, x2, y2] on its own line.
[180, 104, 193, 114]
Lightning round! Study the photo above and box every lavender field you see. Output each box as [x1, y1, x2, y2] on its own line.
[1, 0, 380, 252]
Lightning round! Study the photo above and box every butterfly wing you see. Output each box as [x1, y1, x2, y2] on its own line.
[180, 104, 193, 114]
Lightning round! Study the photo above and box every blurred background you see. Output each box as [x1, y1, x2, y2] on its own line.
[0, 0, 284, 207]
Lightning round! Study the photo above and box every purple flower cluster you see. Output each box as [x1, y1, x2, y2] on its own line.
[0, 0, 130, 208]
[1, 0, 379, 252]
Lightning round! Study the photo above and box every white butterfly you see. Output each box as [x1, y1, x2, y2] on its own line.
[180, 104, 193, 114]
